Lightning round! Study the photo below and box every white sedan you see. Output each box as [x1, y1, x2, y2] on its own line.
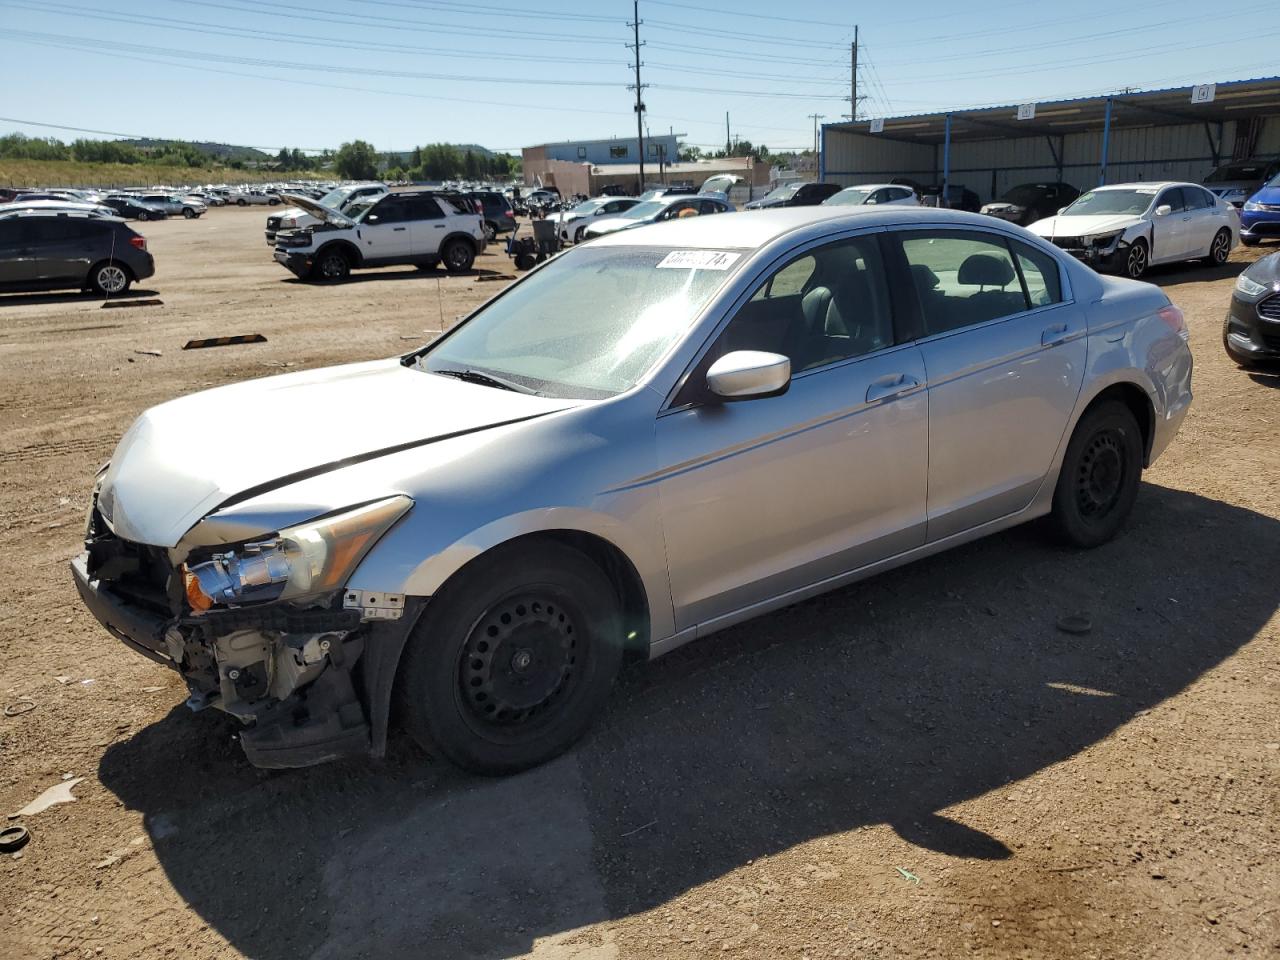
[1028, 182, 1239, 279]
[822, 183, 919, 208]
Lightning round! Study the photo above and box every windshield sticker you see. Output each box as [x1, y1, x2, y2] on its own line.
[657, 250, 740, 270]
[1135, 188, 1158, 194]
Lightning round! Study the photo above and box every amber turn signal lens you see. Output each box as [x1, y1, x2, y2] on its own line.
[184, 567, 213, 613]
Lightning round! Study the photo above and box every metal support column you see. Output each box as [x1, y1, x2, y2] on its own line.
[1099, 96, 1113, 186]
[942, 113, 952, 207]
[819, 125, 826, 181]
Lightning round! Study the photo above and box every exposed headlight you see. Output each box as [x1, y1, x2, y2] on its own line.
[1235, 273, 1269, 297]
[280, 217, 297, 228]
[1243, 201, 1263, 212]
[1084, 232, 1122, 250]
[184, 496, 412, 612]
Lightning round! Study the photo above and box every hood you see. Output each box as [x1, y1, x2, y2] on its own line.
[1028, 213, 1140, 238]
[1241, 250, 1280, 286]
[1249, 185, 1280, 206]
[279, 193, 356, 227]
[584, 216, 641, 236]
[97, 359, 574, 547]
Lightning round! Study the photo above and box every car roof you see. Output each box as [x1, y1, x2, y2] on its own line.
[590, 205, 1013, 250]
[1089, 181, 1187, 191]
[838, 183, 901, 191]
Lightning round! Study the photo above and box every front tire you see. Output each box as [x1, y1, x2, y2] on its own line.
[310, 247, 350, 283]
[89, 261, 131, 296]
[442, 238, 475, 273]
[574, 225, 587, 243]
[1204, 228, 1230, 266]
[182, 208, 195, 219]
[1049, 401, 1143, 548]
[236, 198, 247, 206]
[1122, 238, 1148, 279]
[398, 541, 624, 775]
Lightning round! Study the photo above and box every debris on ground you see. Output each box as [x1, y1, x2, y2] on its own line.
[3, 699, 36, 717]
[895, 867, 921, 885]
[133, 349, 163, 357]
[0, 824, 30, 852]
[182, 333, 267, 350]
[1055, 613, 1093, 635]
[101, 298, 163, 309]
[12, 777, 84, 817]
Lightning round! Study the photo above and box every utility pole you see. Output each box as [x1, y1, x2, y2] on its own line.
[725, 111, 731, 154]
[850, 26, 858, 122]
[808, 113, 825, 158]
[627, 1, 647, 195]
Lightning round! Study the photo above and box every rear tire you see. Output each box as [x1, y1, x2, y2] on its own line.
[1048, 401, 1143, 548]
[1204, 228, 1230, 266]
[398, 541, 623, 775]
[182, 208, 195, 219]
[442, 238, 475, 274]
[89, 261, 132, 296]
[310, 247, 350, 283]
[237, 198, 247, 206]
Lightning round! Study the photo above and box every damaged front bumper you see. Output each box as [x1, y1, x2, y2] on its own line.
[71, 508, 425, 769]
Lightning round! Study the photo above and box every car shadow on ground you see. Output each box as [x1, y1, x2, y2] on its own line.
[1144, 260, 1246, 286]
[0, 288, 160, 307]
[281, 266, 511, 287]
[98, 484, 1280, 959]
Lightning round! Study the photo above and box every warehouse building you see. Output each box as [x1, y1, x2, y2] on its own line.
[526, 155, 769, 200]
[523, 134, 681, 184]
[820, 76, 1280, 205]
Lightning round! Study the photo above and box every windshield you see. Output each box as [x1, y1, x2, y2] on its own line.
[825, 188, 872, 206]
[569, 199, 606, 216]
[620, 200, 666, 219]
[319, 185, 361, 208]
[1002, 184, 1047, 206]
[347, 199, 378, 221]
[418, 245, 742, 399]
[1062, 189, 1155, 216]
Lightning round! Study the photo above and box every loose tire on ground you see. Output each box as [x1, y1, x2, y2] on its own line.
[442, 238, 475, 274]
[1048, 400, 1143, 548]
[398, 541, 624, 775]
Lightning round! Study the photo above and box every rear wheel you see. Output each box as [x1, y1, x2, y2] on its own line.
[89, 261, 131, 296]
[182, 207, 195, 219]
[138, 211, 151, 222]
[1204, 228, 1231, 266]
[310, 247, 350, 283]
[398, 541, 623, 775]
[442, 238, 475, 273]
[1049, 401, 1143, 548]
[236, 198, 247, 207]
[1122, 238, 1148, 279]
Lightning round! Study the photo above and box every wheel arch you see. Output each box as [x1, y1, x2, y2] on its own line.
[1078, 381, 1155, 465]
[315, 239, 363, 267]
[441, 231, 482, 254]
[85, 257, 136, 284]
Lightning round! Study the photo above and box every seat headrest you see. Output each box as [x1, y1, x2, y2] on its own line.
[957, 253, 1015, 287]
[909, 263, 940, 290]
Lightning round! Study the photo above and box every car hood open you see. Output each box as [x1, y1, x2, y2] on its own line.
[96, 359, 574, 548]
[1028, 213, 1141, 238]
[279, 193, 356, 227]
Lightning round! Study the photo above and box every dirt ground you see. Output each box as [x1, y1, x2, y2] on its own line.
[0, 206, 1277, 960]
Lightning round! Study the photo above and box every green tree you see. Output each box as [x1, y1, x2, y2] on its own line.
[333, 139, 378, 179]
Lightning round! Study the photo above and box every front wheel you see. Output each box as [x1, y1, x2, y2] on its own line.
[1122, 238, 1148, 279]
[1048, 401, 1143, 548]
[182, 208, 195, 219]
[236, 198, 247, 206]
[574, 225, 587, 243]
[398, 541, 623, 775]
[310, 248, 350, 283]
[442, 238, 475, 273]
[89, 261, 131, 296]
[1204, 228, 1231, 266]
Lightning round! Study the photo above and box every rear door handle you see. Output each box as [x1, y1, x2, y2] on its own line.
[865, 373, 920, 403]
[1041, 322, 1070, 346]
[433, 224, 445, 229]
[393, 226, 407, 232]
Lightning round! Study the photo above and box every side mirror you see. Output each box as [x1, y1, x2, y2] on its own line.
[1057, 207, 1067, 215]
[706, 350, 791, 401]
[366, 214, 379, 223]
[1154, 204, 1172, 217]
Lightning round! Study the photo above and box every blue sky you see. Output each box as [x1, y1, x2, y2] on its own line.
[0, 0, 1274, 155]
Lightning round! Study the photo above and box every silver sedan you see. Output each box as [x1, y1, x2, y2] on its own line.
[72, 207, 1192, 774]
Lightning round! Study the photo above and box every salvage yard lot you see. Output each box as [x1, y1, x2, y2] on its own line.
[1, 205, 1277, 959]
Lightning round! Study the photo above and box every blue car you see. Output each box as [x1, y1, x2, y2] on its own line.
[1241, 171, 1280, 246]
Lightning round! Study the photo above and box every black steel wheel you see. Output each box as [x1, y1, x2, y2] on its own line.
[311, 248, 350, 283]
[398, 540, 623, 774]
[1049, 400, 1143, 547]
[442, 238, 475, 273]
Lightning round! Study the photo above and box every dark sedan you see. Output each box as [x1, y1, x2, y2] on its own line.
[1223, 251, 1280, 366]
[0, 212, 154, 296]
[103, 196, 168, 221]
[981, 182, 1080, 226]
[744, 181, 842, 209]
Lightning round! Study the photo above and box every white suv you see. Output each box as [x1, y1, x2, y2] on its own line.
[273, 190, 486, 281]
[265, 182, 387, 244]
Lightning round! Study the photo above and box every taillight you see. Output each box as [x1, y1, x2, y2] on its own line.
[129, 235, 146, 251]
[1157, 303, 1188, 340]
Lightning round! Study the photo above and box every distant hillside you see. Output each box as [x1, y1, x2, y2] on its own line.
[121, 139, 271, 162]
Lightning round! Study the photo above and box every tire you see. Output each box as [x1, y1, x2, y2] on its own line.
[269, 198, 280, 206]
[398, 541, 624, 775]
[182, 208, 195, 219]
[138, 211, 151, 222]
[1204, 228, 1231, 266]
[483, 220, 498, 243]
[310, 247, 350, 283]
[1048, 401, 1143, 548]
[574, 225, 587, 243]
[1122, 237, 1148, 279]
[89, 261, 131, 296]
[441, 238, 475, 274]
[237, 198, 247, 207]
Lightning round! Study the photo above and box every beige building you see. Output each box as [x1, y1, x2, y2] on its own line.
[524, 155, 771, 199]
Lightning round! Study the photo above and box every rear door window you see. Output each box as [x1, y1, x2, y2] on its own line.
[1011, 240, 1063, 307]
[408, 196, 445, 220]
[896, 231, 1031, 336]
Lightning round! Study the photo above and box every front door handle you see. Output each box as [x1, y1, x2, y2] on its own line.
[393, 226, 407, 232]
[1041, 322, 1070, 346]
[865, 373, 921, 403]
[434, 224, 445, 229]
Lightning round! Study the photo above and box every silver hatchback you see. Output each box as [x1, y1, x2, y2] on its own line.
[72, 207, 1192, 774]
